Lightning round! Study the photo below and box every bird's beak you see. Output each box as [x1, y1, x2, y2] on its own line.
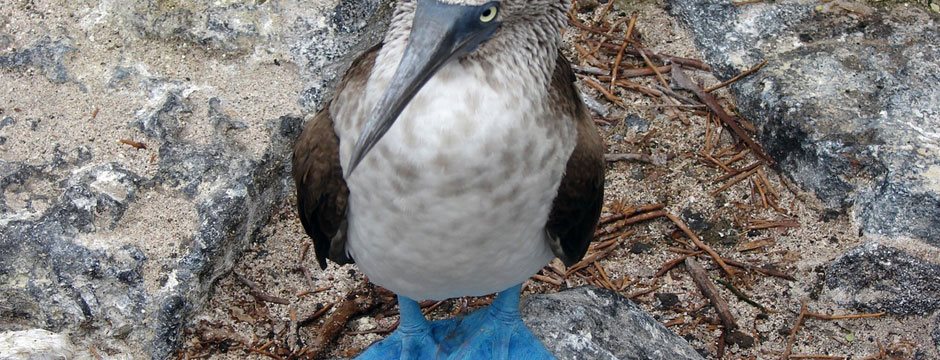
[346, 0, 501, 176]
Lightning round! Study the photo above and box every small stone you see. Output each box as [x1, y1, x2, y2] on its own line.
[0, 116, 13, 129]
[630, 241, 653, 254]
[681, 209, 709, 232]
[630, 167, 646, 181]
[726, 330, 754, 349]
[655, 292, 680, 308]
[625, 114, 651, 133]
[700, 219, 739, 247]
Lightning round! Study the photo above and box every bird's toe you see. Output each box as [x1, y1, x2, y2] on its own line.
[356, 326, 440, 360]
[432, 305, 554, 360]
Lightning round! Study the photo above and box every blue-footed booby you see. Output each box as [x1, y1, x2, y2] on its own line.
[293, 0, 605, 358]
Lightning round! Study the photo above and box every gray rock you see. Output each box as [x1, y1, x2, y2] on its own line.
[0, 329, 76, 359]
[0, 0, 395, 358]
[0, 164, 151, 341]
[208, 97, 247, 132]
[826, 242, 940, 315]
[132, 81, 193, 140]
[291, 0, 392, 110]
[522, 286, 704, 360]
[128, 2, 265, 55]
[668, 0, 940, 244]
[934, 315, 940, 352]
[0, 36, 75, 83]
[624, 114, 650, 133]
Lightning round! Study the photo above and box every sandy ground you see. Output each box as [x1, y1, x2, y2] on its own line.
[178, 1, 935, 359]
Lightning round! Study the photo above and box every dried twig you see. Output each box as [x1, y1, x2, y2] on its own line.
[685, 257, 737, 330]
[667, 213, 736, 277]
[781, 300, 809, 360]
[655, 252, 702, 277]
[119, 139, 147, 150]
[716, 278, 769, 313]
[747, 219, 800, 230]
[582, 77, 626, 107]
[722, 258, 795, 281]
[804, 311, 885, 321]
[671, 66, 775, 165]
[780, 300, 884, 360]
[609, 14, 638, 89]
[737, 238, 775, 252]
[598, 65, 672, 80]
[566, 245, 618, 274]
[711, 166, 761, 196]
[532, 274, 562, 286]
[596, 210, 667, 237]
[706, 60, 768, 93]
[627, 283, 661, 299]
[304, 283, 376, 359]
[611, 79, 664, 97]
[235, 273, 290, 305]
[715, 161, 763, 183]
[605, 153, 654, 164]
[298, 303, 335, 327]
[599, 203, 665, 226]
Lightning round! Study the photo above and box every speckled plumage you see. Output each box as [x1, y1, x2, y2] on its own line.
[293, 0, 604, 301]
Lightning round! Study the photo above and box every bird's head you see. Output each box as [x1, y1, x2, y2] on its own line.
[345, 0, 569, 176]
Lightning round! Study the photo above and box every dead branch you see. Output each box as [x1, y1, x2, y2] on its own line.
[235, 273, 290, 305]
[685, 257, 738, 330]
[667, 213, 736, 277]
[304, 283, 376, 359]
[706, 60, 768, 93]
[671, 66, 775, 165]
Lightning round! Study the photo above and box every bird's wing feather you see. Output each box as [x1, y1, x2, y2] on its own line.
[292, 44, 381, 269]
[545, 53, 607, 267]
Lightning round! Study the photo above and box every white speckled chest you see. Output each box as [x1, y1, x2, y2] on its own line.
[333, 51, 576, 301]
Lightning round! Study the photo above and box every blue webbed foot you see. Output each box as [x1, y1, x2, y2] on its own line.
[356, 296, 442, 360]
[356, 285, 553, 360]
[435, 284, 554, 360]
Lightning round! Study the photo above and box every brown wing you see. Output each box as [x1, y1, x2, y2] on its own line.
[545, 53, 607, 267]
[292, 44, 381, 269]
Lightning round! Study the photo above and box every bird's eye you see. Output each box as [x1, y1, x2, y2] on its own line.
[479, 6, 497, 22]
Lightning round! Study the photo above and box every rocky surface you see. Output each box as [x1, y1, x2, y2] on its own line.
[522, 287, 703, 360]
[669, 0, 939, 242]
[668, 0, 939, 316]
[0, 329, 76, 359]
[934, 315, 940, 352]
[826, 241, 940, 315]
[0, 0, 390, 357]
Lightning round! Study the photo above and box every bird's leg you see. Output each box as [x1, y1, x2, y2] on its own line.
[487, 284, 526, 359]
[356, 296, 440, 360]
[439, 284, 555, 360]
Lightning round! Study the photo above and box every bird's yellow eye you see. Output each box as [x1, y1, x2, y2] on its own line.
[479, 6, 497, 22]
